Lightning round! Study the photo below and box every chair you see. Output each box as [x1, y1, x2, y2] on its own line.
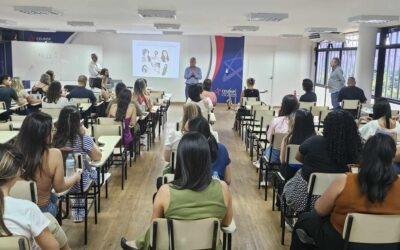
[240, 97, 258, 106]
[10, 115, 26, 122]
[0, 121, 13, 131]
[342, 213, 400, 250]
[391, 110, 400, 117]
[9, 180, 38, 203]
[299, 102, 316, 111]
[247, 112, 275, 160]
[316, 109, 332, 129]
[310, 106, 329, 117]
[71, 98, 91, 105]
[0, 235, 30, 250]
[40, 108, 61, 119]
[97, 117, 120, 125]
[342, 100, 360, 118]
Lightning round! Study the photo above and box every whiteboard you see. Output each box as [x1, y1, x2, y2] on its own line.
[12, 41, 103, 81]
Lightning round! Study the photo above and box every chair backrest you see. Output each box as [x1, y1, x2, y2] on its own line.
[150, 218, 220, 250]
[0, 235, 30, 250]
[241, 97, 258, 105]
[271, 133, 287, 150]
[299, 102, 316, 110]
[307, 172, 345, 196]
[40, 108, 61, 119]
[342, 100, 360, 110]
[285, 144, 301, 165]
[0, 122, 13, 131]
[0, 101, 6, 110]
[310, 106, 328, 117]
[343, 213, 400, 248]
[245, 101, 261, 107]
[97, 117, 120, 125]
[319, 109, 332, 123]
[391, 110, 400, 117]
[10, 115, 26, 122]
[71, 98, 91, 105]
[254, 110, 275, 122]
[91, 124, 122, 142]
[9, 180, 38, 204]
[150, 92, 164, 100]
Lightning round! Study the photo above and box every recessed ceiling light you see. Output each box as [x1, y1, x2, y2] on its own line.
[14, 6, 62, 16]
[305, 27, 337, 33]
[96, 29, 117, 34]
[67, 21, 94, 27]
[138, 9, 176, 19]
[348, 15, 399, 24]
[117, 30, 163, 35]
[279, 34, 303, 38]
[232, 26, 259, 32]
[162, 31, 183, 35]
[247, 13, 288, 22]
[0, 19, 17, 26]
[154, 23, 180, 30]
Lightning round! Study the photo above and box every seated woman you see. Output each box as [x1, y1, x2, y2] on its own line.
[108, 88, 137, 148]
[202, 79, 217, 106]
[279, 109, 316, 180]
[121, 132, 233, 250]
[291, 133, 400, 250]
[0, 144, 72, 250]
[92, 68, 111, 101]
[15, 112, 81, 218]
[100, 68, 111, 86]
[133, 78, 152, 112]
[188, 117, 232, 185]
[32, 73, 51, 95]
[299, 79, 317, 103]
[11, 77, 40, 105]
[42, 81, 72, 109]
[53, 106, 102, 222]
[283, 110, 362, 213]
[187, 84, 213, 119]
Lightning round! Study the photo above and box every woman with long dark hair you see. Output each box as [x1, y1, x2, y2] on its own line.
[188, 117, 231, 184]
[121, 132, 233, 250]
[53, 106, 102, 222]
[279, 109, 316, 179]
[291, 133, 400, 250]
[202, 79, 217, 106]
[283, 109, 362, 213]
[133, 78, 152, 112]
[188, 84, 213, 118]
[42, 81, 71, 108]
[14, 112, 81, 218]
[108, 88, 137, 147]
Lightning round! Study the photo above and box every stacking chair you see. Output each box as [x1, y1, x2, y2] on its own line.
[342, 213, 400, 250]
[0, 121, 13, 131]
[316, 109, 332, 129]
[299, 102, 316, 111]
[10, 115, 26, 121]
[40, 108, 61, 119]
[259, 133, 287, 201]
[342, 100, 360, 118]
[71, 98, 91, 105]
[247, 112, 274, 161]
[240, 97, 258, 106]
[0, 235, 30, 250]
[391, 110, 400, 117]
[9, 180, 38, 203]
[240, 103, 268, 140]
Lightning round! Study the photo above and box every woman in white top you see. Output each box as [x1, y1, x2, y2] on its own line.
[42, 81, 72, 109]
[359, 98, 400, 141]
[187, 84, 213, 119]
[0, 144, 67, 250]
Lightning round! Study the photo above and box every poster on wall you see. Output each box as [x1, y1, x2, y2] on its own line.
[209, 36, 244, 103]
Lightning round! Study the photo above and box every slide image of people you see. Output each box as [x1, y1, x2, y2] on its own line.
[142, 49, 151, 63]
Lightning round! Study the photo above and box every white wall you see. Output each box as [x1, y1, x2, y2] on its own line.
[71, 32, 314, 103]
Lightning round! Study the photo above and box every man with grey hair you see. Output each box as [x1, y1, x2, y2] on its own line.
[327, 57, 345, 109]
[67, 75, 96, 103]
[184, 57, 202, 100]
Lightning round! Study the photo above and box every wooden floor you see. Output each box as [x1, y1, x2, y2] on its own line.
[63, 104, 291, 250]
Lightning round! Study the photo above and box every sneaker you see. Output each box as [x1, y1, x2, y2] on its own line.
[252, 161, 260, 169]
[260, 180, 266, 187]
[285, 222, 293, 232]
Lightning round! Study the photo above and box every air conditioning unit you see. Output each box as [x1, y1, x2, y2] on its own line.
[308, 32, 345, 43]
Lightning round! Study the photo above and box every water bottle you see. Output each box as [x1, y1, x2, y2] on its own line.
[65, 153, 76, 177]
[212, 171, 220, 180]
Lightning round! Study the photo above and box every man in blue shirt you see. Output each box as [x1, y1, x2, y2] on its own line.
[68, 75, 97, 104]
[184, 57, 202, 100]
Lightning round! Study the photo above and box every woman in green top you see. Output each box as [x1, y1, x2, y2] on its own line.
[121, 132, 233, 250]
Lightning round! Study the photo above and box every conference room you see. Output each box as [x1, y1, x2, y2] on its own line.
[0, 1, 399, 250]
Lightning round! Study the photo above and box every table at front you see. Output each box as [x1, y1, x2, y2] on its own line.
[11, 118, 58, 130]
[0, 131, 19, 143]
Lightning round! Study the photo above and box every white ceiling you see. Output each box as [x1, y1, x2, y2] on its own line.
[0, 0, 399, 36]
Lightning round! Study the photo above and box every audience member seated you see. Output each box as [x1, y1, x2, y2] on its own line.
[91, 68, 111, 101]
[202, 79, 217, 106]
[279, 109, 316, 180]
[291, 133, 400, 250]
[68, 75, 97, 104]
[188, 117, 232, 184]
[337, 77, 367, 116]
[133, 78, 152, 112]
[0, 144, 70, 250]
[282, 110, 362, 213]
[0, 74, 25, 109]
[241, 77, 259, 99]
[108, 89, 137, 148]
[32, 73, 51, 95]
[46, 70, 55, 83]
[15, 112, 82, 218]
[42, 81, 72, 109]
[120, 132, 233, 250]
[299, 79, 317, 103]
[106, 82, 143, 118]
[53, 106, 102, 222]
[11, 77, 40, 106]
[187, 84, 213, 119]
[100, 68, 111, 86]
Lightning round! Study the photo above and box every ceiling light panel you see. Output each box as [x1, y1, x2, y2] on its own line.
[154, 23, 180, 30]
[162, 31, 183, 35]
[305, 27, 337, 33]
[348, 15, 399, 24]
[67, 21, 94, 27]
[138, 9, 176, 19]
[232, 26, 259, 32]
[247, 13, 288, 22]
[14, 6, 62, 16]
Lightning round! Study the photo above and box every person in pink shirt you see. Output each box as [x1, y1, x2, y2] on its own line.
[202, 79, 217, 106]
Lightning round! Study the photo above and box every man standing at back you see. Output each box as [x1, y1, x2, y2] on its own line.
[327, 57, 345, 109]
[184, 57, 202, 100]
[88, 53, 101, 78]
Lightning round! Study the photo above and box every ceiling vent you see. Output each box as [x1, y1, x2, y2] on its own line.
[154, 23, 180, 30]
[305, 27, 337, 33]
[308, 32, 345, 43]
[14, 6, 62, 16]
[247, 13, 288, 22]
[348, 15, 399, 24]
[67, 21, 95, 27]
[232, 26, 259, 32]
[138, 9, 176, 19]
[162, 31, 183, 35]
[279, 34, 303, 38]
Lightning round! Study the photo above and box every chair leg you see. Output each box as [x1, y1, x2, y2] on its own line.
[105, 180, 109, 199]
[98, 183, 101, 213]
[264, 169, 269, 201]
[84, 196, 88, 245]
[281, 203, 286, 245]
[223, 233, 227, 250]
[121, 160, 125, 190]
[228, 234, 232, 250]
[94, 188, 98, 225]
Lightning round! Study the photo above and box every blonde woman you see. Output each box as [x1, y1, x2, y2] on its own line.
[11, 77, 38, 105]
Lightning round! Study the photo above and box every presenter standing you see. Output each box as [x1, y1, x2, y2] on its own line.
[184, 57, 202, 100]
[327, 57, 345, 109]
[88, 53, 102, 77]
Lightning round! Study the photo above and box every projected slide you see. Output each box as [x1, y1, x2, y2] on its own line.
[132, 40, 180, 78]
